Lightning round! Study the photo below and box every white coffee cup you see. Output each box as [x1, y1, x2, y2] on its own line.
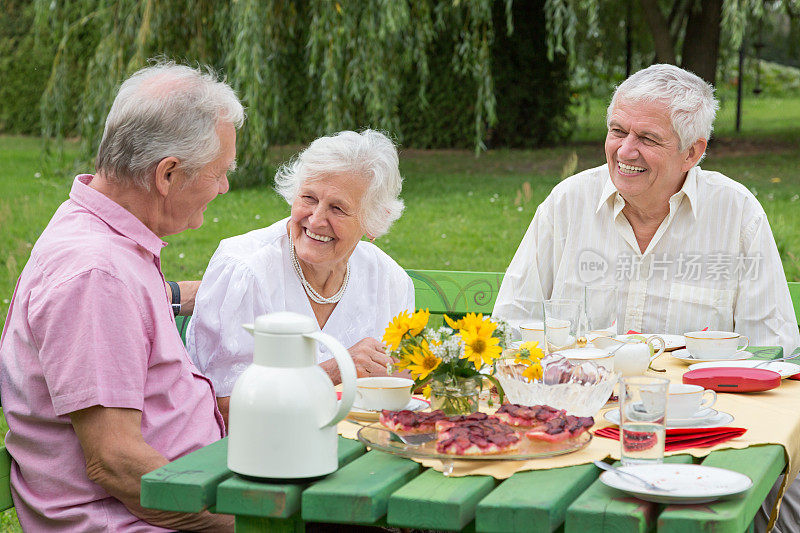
[555, 347, 615, 371]
[354, 377, 414, 411]
[684, 330, 749, 359]
[520, 320, 545, 345]
[667, 383, 716, 419]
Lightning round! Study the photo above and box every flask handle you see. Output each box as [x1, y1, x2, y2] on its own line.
[305, 330, 357, 428]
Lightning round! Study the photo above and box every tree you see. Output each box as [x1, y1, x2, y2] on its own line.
[544, 0, 795, 87]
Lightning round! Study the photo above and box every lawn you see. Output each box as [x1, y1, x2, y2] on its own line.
[0, 93, 799, 530]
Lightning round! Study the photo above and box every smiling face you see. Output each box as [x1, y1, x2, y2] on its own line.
[289, 172, 368, 270]
[605, 99, 703, 205]
[164, 121, 237, 234]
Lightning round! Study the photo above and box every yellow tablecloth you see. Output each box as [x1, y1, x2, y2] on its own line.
[338, 354, 800, 526]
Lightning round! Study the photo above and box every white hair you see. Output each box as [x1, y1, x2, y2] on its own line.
[607, 64, 719, 153]
[95, 60, 245, 190]
[274, 129, 405, 238]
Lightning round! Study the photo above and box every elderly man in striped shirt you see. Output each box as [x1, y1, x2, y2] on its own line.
[493, 63, 799, 533]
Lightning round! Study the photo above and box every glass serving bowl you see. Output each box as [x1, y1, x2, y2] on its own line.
[494, 356, 618, 417]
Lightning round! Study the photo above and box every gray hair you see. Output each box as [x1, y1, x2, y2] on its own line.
[96, 61, 245, 190]
[274, 130, 405, 238]
[607, 64, 719, 153]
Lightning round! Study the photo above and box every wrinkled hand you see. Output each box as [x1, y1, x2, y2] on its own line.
[348, 337, 392, 378]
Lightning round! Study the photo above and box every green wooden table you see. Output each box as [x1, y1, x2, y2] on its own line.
[141, 347, 789, 532]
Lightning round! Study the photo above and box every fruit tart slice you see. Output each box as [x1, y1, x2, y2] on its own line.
[494, 403, 567, 429]
[434, 414, 521, 456]
[525, 414, 594, 443]
[379, 409, 447, 434]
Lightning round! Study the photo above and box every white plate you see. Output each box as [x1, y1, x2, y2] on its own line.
[616, 334, 686, 351]
[348, 397, 428, 422]
[671, 348, 752, 364]
[604, 408, 734, 429]
[599, 463, 753, 504]
[687, 360, 800, 379]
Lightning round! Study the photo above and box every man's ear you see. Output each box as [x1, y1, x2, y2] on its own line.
[154, 157, 181, 197]
[682, 138, 708, 172]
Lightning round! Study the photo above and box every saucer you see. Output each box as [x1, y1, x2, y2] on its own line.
[348, 397, 428, 422]
[604, 408, 734, 429]
[600, 464, 753, 504]
[687, 360, 800, 379]
[671, 348, 751, 364]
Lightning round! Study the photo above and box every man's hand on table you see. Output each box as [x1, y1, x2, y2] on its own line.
[70, 406, 234, 532]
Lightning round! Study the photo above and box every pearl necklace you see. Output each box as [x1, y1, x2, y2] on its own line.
[289, 230, 350, 305]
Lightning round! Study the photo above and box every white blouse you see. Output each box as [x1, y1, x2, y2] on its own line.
[493, 165, 800, 357]
[187, 218, 415, 396]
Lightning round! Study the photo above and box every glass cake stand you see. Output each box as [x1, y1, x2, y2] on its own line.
[356, 424, 592, 473]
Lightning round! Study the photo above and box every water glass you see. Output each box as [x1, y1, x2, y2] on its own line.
[543, 299, 581, 354]
[619, 376, 669, 466]
[584, 284, 618, 338]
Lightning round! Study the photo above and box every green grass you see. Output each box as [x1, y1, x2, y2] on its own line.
[0, 94, 798, 530]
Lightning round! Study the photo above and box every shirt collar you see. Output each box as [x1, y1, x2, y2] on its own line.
[595, 165, 700, 220]
[69, 175, 167, 257]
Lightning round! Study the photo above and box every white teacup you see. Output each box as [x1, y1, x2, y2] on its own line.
[520, 321, 545, 345]
[354, 377, 414, 411]
[684, 330, 749, 359]
[667, 383, 716, 419]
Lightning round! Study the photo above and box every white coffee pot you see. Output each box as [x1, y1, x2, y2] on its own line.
[227, 311, 357, 479]
[613, 336, 666, 376]
[593, 335, 666, 376]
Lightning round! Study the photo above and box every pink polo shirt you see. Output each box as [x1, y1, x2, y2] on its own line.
[0, 175, 225, 532]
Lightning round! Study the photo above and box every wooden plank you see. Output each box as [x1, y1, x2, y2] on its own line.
[657, 445, 786, 533]
[476, 463, 598, 532]
[387, 468, 496, 530]
[140, 438, 233, 513]
[301, 450, 421, 524]
[565, 455, 694, 533]
[216, 436, 367, 518]
[0, 446, 13, 512]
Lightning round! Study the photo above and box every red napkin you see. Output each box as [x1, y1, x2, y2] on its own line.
[595, 426, 746, 452]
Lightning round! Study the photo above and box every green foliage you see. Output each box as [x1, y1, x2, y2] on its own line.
[0, 1, 51, 134]
[1, 0, 576, 187]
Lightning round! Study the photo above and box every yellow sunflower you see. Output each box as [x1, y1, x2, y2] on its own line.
[408, 308, 430, 336]
[405, 340, 442, 380]
[383, 311, 413, 350]
[443, 314, 462, 330]
[461, 328, 502, 367]
[421, 384, 432, 398]
[519, 341, 544, 361]
[523, 362, 543, 381]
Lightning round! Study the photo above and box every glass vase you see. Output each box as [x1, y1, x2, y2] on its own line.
[429, 376, 480, 415]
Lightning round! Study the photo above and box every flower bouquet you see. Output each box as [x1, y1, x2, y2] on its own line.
[382, 310, 522, 415]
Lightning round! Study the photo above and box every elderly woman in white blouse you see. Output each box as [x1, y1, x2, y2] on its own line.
[187, 130, 414, 420]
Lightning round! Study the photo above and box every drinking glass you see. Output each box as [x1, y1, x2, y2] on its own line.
[584, 284, 618, 339]
[543, 299, 582, 354]
[619, 376, 669, 466]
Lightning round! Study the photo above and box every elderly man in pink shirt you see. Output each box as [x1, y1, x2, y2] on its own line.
[0, 62, 241, 531]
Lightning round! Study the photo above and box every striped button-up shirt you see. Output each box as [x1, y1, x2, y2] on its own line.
[493, 164, 799, 356]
